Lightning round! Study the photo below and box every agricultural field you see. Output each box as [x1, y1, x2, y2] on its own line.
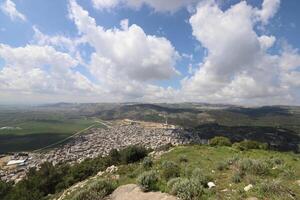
[0, 107, 103, 153]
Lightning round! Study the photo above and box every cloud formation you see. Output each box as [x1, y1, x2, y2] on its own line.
[68, 0, 179, 99]
[91, 0, 199, 12]
[0, 0, 26, 21]
[181, 0, 300, 105]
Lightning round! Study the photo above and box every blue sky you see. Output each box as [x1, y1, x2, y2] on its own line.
[0, 0, 300, 105]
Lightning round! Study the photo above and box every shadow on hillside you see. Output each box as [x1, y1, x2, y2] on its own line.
[187, 123, 300, 152]
[227, 106, 291, 118]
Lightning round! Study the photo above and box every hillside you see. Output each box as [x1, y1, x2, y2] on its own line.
[52, 144, 300, 200]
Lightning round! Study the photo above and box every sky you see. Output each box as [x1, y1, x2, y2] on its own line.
[0, 0, 300, 105]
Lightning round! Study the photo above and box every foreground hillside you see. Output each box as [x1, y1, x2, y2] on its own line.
[52, 144, 299, 200]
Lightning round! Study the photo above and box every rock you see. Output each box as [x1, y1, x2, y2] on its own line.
[108, 184, 177, 200]
[106, 165, 118, 173]
[296, 180, 300, 186]
[246, 198, 258, 200]
[207, 182, 216, 189]
[244, 184, 253, 192]
[221, 188, 228, 192]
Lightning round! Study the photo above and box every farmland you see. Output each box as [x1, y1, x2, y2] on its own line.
[0, 106, 102, 153]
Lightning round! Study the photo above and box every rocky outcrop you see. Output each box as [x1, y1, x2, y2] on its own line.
[107, 184, 178, 200]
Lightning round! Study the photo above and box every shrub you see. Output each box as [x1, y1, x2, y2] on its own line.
[161, 161, 180, 180]
[191, 168, 212, 186]
[238, 159, 269, 176]
[171, 178, 204, 200]
[108, 149, 121, 164]
[142, 157, 153, 169]
[137, 170, 159, 192]
[71, 179, 115, 200]
[259, 180, 286, 197]
[231, 171, 242, 183]
[179, 155, 189, 163]
[233, 140, 268, 151]
[0, 181, 12, 199]
[120, 146, 148, 164]
[167, 177, 182, 190]
[210, 136, 232, 147]
[216, 161, 228, 171]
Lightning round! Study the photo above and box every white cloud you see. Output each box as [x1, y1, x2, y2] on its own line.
[181, 0, 299, 105]
[91, 0, 200, 12]
[0, 0, 26, 21]
[68, 0, 179, 99]
[256, 0, 280, 24]
[0, 44, 98, 97]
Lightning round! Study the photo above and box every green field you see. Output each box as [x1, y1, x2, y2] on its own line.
[0, 118, 101, 153]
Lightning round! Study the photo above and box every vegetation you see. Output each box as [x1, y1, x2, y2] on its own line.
[0, 146, 147, 200]
[233, 140, 268, 151]
[161, 161, 180, 180]
[68, 179, 116, 200]
[137, 170, 159, 192]
[210, 136, 232, 147]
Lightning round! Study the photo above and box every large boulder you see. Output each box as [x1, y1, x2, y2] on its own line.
[107, 184, 177, 200]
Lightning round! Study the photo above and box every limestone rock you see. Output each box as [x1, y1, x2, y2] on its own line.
[207, 182, 216, 189]
[244, 184, 253, 192]
[108, 184, 178, 200]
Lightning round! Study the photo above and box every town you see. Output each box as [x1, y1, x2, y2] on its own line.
[0, 120, 208, 183]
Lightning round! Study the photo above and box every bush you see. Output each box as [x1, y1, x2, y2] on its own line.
[167, 177, 182, 190]
[171, 178, 204, 200]
[216, 161, 228, 171]
[179, 155, 189, 163]
[137, 171, 159, 192]
[70, 179, 116, 200]
[210, 136, 232, 147]
[142, 157, 153, 169]
[0, 181, 12, 199]
[108, 149, 121, 164]
[259, 180, 286, 197]
[231, 171, 242, 183]
[161, 161, 180, 180]
[238, 159, 269, 176]
[233, 140, 268, 151]
[120, 146, 148, 164]
[191, 168, 212, 186]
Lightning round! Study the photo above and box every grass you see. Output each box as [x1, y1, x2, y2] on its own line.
[0, 118, 103, 153]
[107, 145, 300, 200]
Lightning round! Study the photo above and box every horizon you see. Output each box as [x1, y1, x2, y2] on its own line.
[1, 0, 300, 105]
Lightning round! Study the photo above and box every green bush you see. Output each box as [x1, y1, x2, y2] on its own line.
[259, 180, 286, 197]
[179, 155, 189, 163]
[167, 177, 181, 190]
[137, 171, 159, 192]
[71, 179, 116, 200]
[191, 168, 212, 186]
[216, 161, 228, 171]
[142, 157, 153, 169]
[233, 140, 268, 151]
[209, 136, 232, 147]
[108, 149, 121, 163]
[231, 171, 242, 183]
[238, 159, 269, 175]
[161, 161, 180, 180]
[171, 178, 204, 200]
[0, 181, 12, 199]
[120, 146, 148, 164]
